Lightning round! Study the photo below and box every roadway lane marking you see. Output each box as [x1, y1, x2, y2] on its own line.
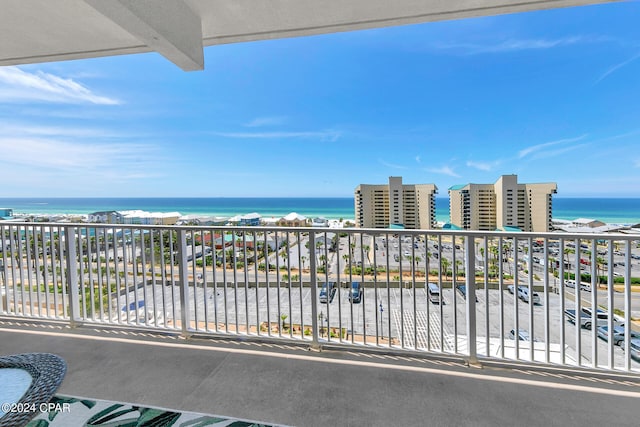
[2, 326, 639, 399]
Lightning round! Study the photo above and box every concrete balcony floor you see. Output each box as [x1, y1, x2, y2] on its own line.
[1, 318, 639, 427]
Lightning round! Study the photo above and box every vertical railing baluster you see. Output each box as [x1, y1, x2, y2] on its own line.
[452, 236, 457, 354]
[465, 235, 477, 365]
[543, 237, 550, 364]
[574, 238, 582, 366]
[498, 236, 504, 359]
[17, 225, 26, 315]
[483, 236, 490, 358]
[437, 234, 443, 353]
[275, 232, 281, 338]
[253, 230, 259, 337]
[64, 226, 80, 327]
[211, 229, 219, 333]
[243, 231, 249, 335]
[25, 226, 33, 317]
[527, 237, 534, 362]
[221, 229, 229, 333]
[559, 238, 566, 365]
[606, 239, 614, 369]
[513, 236, 520, 360]
[264, 231, 271, 337]
[359, 232, 365, 345]
[77, 227, 86, 320]
[297, 231, 304, 340]
[286, 231, 292, 339]
[399, 234, 404, 348]
[411, 234, 417, 351]
[624, 240, 632, 371]
[309, 230, 319, 350]
[590, 239, 598, 368]
[177, 228, 191, 337]
[0, 225, 6, 314]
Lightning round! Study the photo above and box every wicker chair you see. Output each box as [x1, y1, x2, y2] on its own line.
[0, 353, 67, 427]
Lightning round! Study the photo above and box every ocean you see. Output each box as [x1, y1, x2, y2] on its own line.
[1, 197, 639, 225]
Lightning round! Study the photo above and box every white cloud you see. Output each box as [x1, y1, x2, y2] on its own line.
[213, 130, 341, 141]
[426, 166, 460, 177]
[518, 134, 587, 159]
[595, 51, 640, 84]
[466, 160, 499, 171]
[415, 155, 421, 163]
[0, 66, 120, 105]
[244, 116, 287, 127]
[0, 122, 123, 139]
[0, 136, 157, 174]
[378, 159, 407, 169]
[433, 36, 584, 55]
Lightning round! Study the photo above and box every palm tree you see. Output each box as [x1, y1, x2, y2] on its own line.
[279, 248, 288, 264]
[455, 259, 463, 277]
[414, 256, 422, 276]
[563, 248, 575, 278]
[363, 244, 371, 268]
[342, 253, 350, 273]
[596, 256, 607, 287]
[441, 258, 451, 280]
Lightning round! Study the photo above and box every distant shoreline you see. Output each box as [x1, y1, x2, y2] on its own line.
[1, 197, 639, 225]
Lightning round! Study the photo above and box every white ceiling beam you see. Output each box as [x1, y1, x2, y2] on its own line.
[84, 0, 204, 71]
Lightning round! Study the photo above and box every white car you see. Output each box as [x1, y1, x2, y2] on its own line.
[517, 287, 540, 304]
[508, 329, 535, 341]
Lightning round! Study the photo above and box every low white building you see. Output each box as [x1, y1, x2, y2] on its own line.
[278, 212, 308, 227]
[312, 217, 329, 227]
[121, 210, 181, 225]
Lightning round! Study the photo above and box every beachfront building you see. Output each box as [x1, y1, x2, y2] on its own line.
[354, 176, 438, 229]
[312, 217, 329, 227]
[448, 174, 557, 232]
[277, 212, 308, 227]
[88, 211, 123, 224]
[121, 210, 182, 225]
[0, 208, 13, 221]
[229, 213, 261, 227]
[177, 215, 228, 226]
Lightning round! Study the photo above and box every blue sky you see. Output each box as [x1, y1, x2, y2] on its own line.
[1, 2, 639, 198]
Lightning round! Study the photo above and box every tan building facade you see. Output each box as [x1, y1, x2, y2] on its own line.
[448, 175, 557, 232]
[354, 177, 438, 229]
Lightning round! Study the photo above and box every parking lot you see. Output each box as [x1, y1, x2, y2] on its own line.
[114, 280, 639, 371]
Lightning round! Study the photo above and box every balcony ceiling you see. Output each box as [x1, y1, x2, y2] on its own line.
[0, 0, 619, 71]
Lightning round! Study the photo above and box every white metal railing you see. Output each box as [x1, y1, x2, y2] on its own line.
[1, 222, 639, 372]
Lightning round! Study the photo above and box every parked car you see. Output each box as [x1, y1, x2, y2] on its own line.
[456, 284, 478, 302]
[621, 338, 640, 361]
[597, 325, 640, 346]
[508, 329, 535, 341]
[348, 281, 363, 304]
[517, 287, 540, 305]
[565, 307, 620, 330]
[427, 283, 442, 304]
[564, 280, 591, 292]
[319, 282, 337, 303]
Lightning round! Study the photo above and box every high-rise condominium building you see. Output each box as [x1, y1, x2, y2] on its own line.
[448, 174, 557, 232]
[354, 177, 438, 229]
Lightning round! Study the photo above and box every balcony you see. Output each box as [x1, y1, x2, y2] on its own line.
[2, 222, 640, 425]
[2, 222, 639, 371]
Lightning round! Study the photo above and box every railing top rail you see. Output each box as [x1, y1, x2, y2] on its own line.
[1, 221, 638, 240]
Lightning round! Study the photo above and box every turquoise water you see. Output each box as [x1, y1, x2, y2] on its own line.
[1, 197, 639, 224]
